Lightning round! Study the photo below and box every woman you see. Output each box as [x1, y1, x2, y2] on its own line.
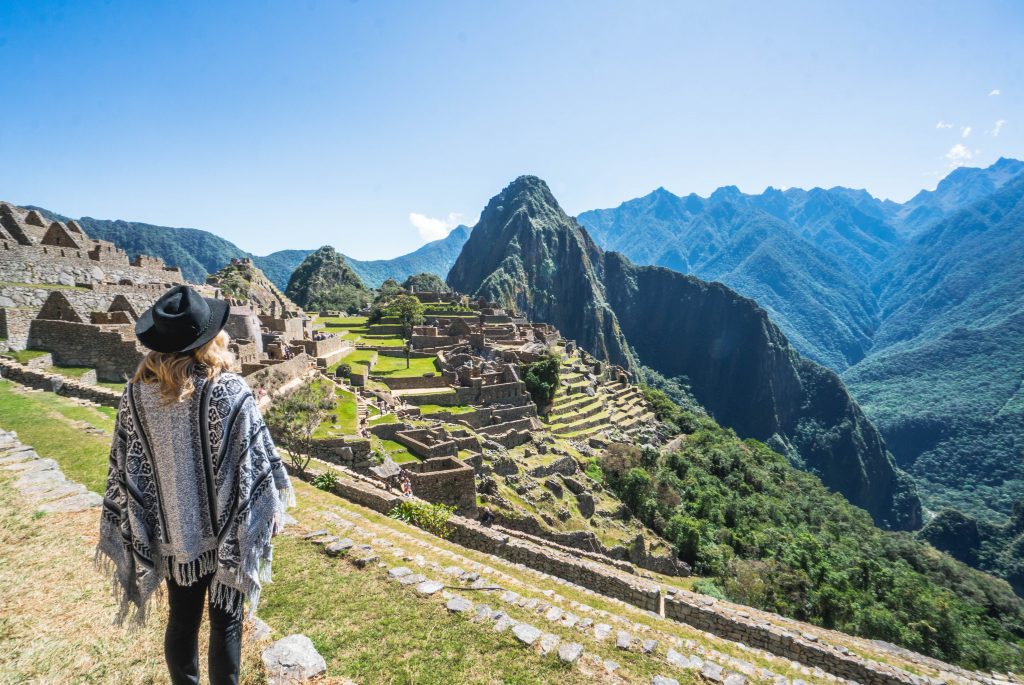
[96, 285, 294, 685]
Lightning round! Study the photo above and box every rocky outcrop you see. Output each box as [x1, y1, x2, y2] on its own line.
[448, 176, 921, 530]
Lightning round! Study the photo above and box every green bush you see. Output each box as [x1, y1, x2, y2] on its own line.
[522, 354, 560, 410]
[310, 471, 338, 491]
[388, 500, 457, 539]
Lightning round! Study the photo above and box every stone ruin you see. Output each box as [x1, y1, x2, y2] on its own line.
[0, 204, 329, 389]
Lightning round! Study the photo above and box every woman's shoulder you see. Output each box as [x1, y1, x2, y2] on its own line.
[208, 371, 253, 403]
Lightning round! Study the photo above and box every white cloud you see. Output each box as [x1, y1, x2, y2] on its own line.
[992, 119, 1006, 137]
[408, 212, 463, 241]
[945, 143, 975, 168]
[989, 89, 1001, 96]
[962, 126, 972, 138]
[936, 120, 953, 129]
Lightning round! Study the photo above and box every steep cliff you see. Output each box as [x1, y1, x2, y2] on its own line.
[447, 176, 635, 370]
[449, 176, 921, 530]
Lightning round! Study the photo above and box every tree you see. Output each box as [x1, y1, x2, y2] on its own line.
[264, 380, 337, 475]
[522, 354, 560, 411]
[386, 294, 425, 339]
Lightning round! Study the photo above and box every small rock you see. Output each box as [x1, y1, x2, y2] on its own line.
[702, 661, 726, 682]
[446, 597, 472, 613]
[474, 604, 494, 621]
[642, 638, 658, 654]
[500, 590, 520, 604]
[415, 580, 444, 596]
[666, 649, 689, 669]
[538, 632, 560, 655]
[261, 634, 327, 685]
[388, 567, 413, 580]
[352, 555, 379, 569]
[249, 617, 273, 642]
[512, 623, 542, 646]
[615, 630, 632, 649]
[38, 492, 101, 513]
[593, 623, 612, 640]
[493, 615, 517, 633]
[399, 573, 426, 586]
[603, 660, 620, 674]
[301, 529, 329, 539]
[653, 678, 680, 685]
[558, 642, 584, 663]
[544, 606, 562, 622]
[324, 539, 353, 556]
[724, 674, 747, 685]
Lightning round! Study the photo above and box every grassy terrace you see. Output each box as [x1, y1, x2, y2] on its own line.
[418, 403, 475, 415]
[311, 381, 359, 437]
[1, 349, 50, 364]
[313, 315, 407, 347]
[372, 355, 439, 378]
[375, 436, 418, 464]
[326, 348, 377, 375]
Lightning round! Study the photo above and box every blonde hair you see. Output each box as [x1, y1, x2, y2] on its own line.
[132, 330, 235, 403]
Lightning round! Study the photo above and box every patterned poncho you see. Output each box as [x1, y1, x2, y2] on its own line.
[96, 370, 293, 626]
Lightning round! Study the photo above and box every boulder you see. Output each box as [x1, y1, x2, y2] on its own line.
[261, 634, 327, 684]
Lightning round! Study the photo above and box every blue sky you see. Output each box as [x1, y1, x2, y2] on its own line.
[1, 1, 1021, 257]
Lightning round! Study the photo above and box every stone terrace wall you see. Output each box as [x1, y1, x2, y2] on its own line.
[27, 320, 142, 382]
[664, 596, 917, 685]
[404, 456, 478, 516]
[303, 459, 662, 614]
[302, 457, 932, 685]
[0, 358, 121, 407]
[0, 308, 33, 349]
[0, 242, 182, 287]
[379, 374, 454, 391]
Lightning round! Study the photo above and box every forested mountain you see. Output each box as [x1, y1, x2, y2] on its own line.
[448, 175, 921, 531]
[845, 175, 1024, 531]
[576, 160, 1024, 590]
[284, 246, 370, 312]
[26, 207, 468, 289]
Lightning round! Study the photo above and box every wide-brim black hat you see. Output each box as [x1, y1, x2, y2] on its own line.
[135, 285, 231, 354]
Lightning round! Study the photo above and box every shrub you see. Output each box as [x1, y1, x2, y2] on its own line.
[389, 500, 456, 539]
[522, 354, 560, 410]
[310, 471, 338, 491]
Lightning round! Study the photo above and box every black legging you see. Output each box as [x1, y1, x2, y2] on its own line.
[164, 573, 243, 685]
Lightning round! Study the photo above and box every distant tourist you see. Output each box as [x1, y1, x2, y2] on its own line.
[400, 471, 413, 497]
[96, 285, 294, 685]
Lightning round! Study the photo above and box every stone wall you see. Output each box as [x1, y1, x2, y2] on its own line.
[243, 353, 313, 390]
[0, 358, 121, 407]
[394, 427, 458, 459]
[0, 242, 182, 288]
[404, 456, 478, 516]
[0, 308, 33, 348]
[303, 459, 661, 614]
[27, 319, 142, 382]
[302, 458, 929, 685]
[379, 373, 454, 391]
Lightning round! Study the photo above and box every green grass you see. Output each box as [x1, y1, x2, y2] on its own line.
[372, 355, 438, 378]
[368, 412, 397, 425]
[377, 438, 418, 464]
[0, 379, 112, 493]
[1, 349, 50, 365]
[260, 536, 594, 685]
[418, 404, 476, 415]
[312, 382, 359, 437]
[45, 365, 93, 380]
[326, 349, 377, 375]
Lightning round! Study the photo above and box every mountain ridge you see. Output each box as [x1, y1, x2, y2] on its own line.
[449, 175, 921, 531]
